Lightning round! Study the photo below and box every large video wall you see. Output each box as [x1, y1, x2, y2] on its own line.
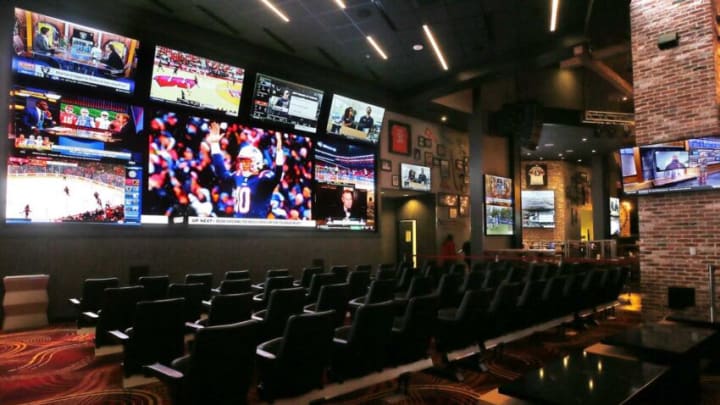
[6, 7, 381, 231]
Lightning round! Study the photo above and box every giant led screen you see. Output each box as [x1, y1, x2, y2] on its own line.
[6, 86, 144, 224]
[12, 8, 140, 94]
[144, 111, 314, 227]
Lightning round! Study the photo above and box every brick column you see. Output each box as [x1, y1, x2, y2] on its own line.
[630, 0, 720, 320]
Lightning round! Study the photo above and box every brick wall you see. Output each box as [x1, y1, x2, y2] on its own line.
[630, 0, 720, 320]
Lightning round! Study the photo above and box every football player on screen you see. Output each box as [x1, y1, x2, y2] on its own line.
[206, 122, 285, 218]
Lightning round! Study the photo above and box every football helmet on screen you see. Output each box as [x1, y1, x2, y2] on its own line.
[237, 145, 264, 177]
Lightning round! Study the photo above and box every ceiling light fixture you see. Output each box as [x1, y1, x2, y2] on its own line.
[422, 24, 449, 70]
[366, 36, 388, 60]
[549, 0, 559, 32]
[582, 137, 587, 142]
[413, 44, 424, 51]
[441, 115, 447, 122]
[261, 0, 290, 22]
[334, 0, 346, 9]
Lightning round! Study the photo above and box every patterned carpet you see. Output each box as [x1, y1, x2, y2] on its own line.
[2, 310, 716, 404]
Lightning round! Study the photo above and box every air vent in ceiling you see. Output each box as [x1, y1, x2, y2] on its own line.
[262, 28, 296, 54]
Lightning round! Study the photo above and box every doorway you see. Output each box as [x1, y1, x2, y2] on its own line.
[398, 219, 417, 268]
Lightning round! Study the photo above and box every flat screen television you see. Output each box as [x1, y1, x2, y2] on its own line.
[144, 111, 314, 227]
[610, 197, 620, 236]
[400, 163, 431, 192]
[521, 190, 555, 228]
[620, 136, 720, 195]
[325, 94, 384, 144]
[250, 73, 323, 133]
[149, 45, 244, 117]
[6, 86, 144, 224]
[12, 8, 140, 94]
[484, 174, 513, 235]
[314, 138, 376, 230]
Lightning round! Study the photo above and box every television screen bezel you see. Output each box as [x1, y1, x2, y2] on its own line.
[620, 136, 720, 196]
[250, 72, 324, 134]
[143, 110, 315, 228]
[484, 174, 514, 236]
[313, 137, 377, 231]
[12, 8, 141, 95]
[325, 93, 385, 144]
[521, 189, 555, 229]
[399, 162, 431, 192]
[6, 85, 145, 225]
[149, 45, 245, 117]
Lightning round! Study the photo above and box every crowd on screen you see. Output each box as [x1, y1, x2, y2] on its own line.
[59, 204, 125, 222]
[147, 112, 313, 220]
[154, 47, 244, 81]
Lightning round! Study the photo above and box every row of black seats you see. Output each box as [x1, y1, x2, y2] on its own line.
[106, 292, 436, 404]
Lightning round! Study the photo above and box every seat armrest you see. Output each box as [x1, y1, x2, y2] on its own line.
[252, 293, 264, 302]
[256, 336, 283, 360]
[145, 362, 184, 381]
[334, 325, 351, 341]
[108, 330, 129, 343]
[82, 311, 99, 320]
[251, 309, 267, 321]
[185, 322, 204, 331]
[201, 300, 212, 310]
[68, 298, 81, 306]
[210, 288, 220, 295]
[333, 337, 349, 345]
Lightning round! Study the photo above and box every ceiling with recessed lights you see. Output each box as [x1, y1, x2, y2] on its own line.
[95, 0, 632, 157]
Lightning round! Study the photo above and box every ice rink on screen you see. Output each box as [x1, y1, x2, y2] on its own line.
[6, 174, 124, 222]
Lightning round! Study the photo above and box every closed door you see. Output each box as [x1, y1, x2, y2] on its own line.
[398, 219, 417, 268]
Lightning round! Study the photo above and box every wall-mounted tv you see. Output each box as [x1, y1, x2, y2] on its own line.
[326, 94, 384, 144]
[149, 46, 244, 117]
[484, 174, 513, 235]
[620, 136, 720, 195]
[521, 190, 555, 228]
[400, 163, 431, 192]
[314, 138, 376, 231]
[144, 111, 314, 227]
[250, 73, 323, 133]
[6, 86, 144, 224]
[609, 197, 620, 236]
[12, 8, 140, 94]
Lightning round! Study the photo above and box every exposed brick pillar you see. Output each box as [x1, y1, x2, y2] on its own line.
[630, 0, 720, 320]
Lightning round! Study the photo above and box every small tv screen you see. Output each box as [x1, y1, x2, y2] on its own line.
[12, 8, 140, 94]
[485, 174, 514, 235]
[325, 94, 384, 143]
[144, 111, 314, 227]
[6, 86, 144, 224]
[654, 150, 689, 172]
[251, 73, 323, 133]
[400, 163, 431, 192]
[609, 197, 620, 217]
[521, 190, 555, 228]
[620, 136, 720, 195]
[314, 138, 376, 231]
[149, 46, 244, 117]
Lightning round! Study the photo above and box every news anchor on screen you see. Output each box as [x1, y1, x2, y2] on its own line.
[337, 188, 363, 220]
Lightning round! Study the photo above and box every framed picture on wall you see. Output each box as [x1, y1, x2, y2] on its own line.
[380, 159, 392, 171]
[432, 157, 441, 167]
[413, 148, 421, 161]
[449, 207, 458, 219]
[392, 174, 400, 187]
[436, 144, 446, 156]
[484, 174, 514, 236]
[388, 120, 411, 155]
[424, 152, 433, 166]
[526, 163, 547, 187]
[440, 159, 450, 178]
[459, 195, 469, 216]
[418, 136, 425, 147]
